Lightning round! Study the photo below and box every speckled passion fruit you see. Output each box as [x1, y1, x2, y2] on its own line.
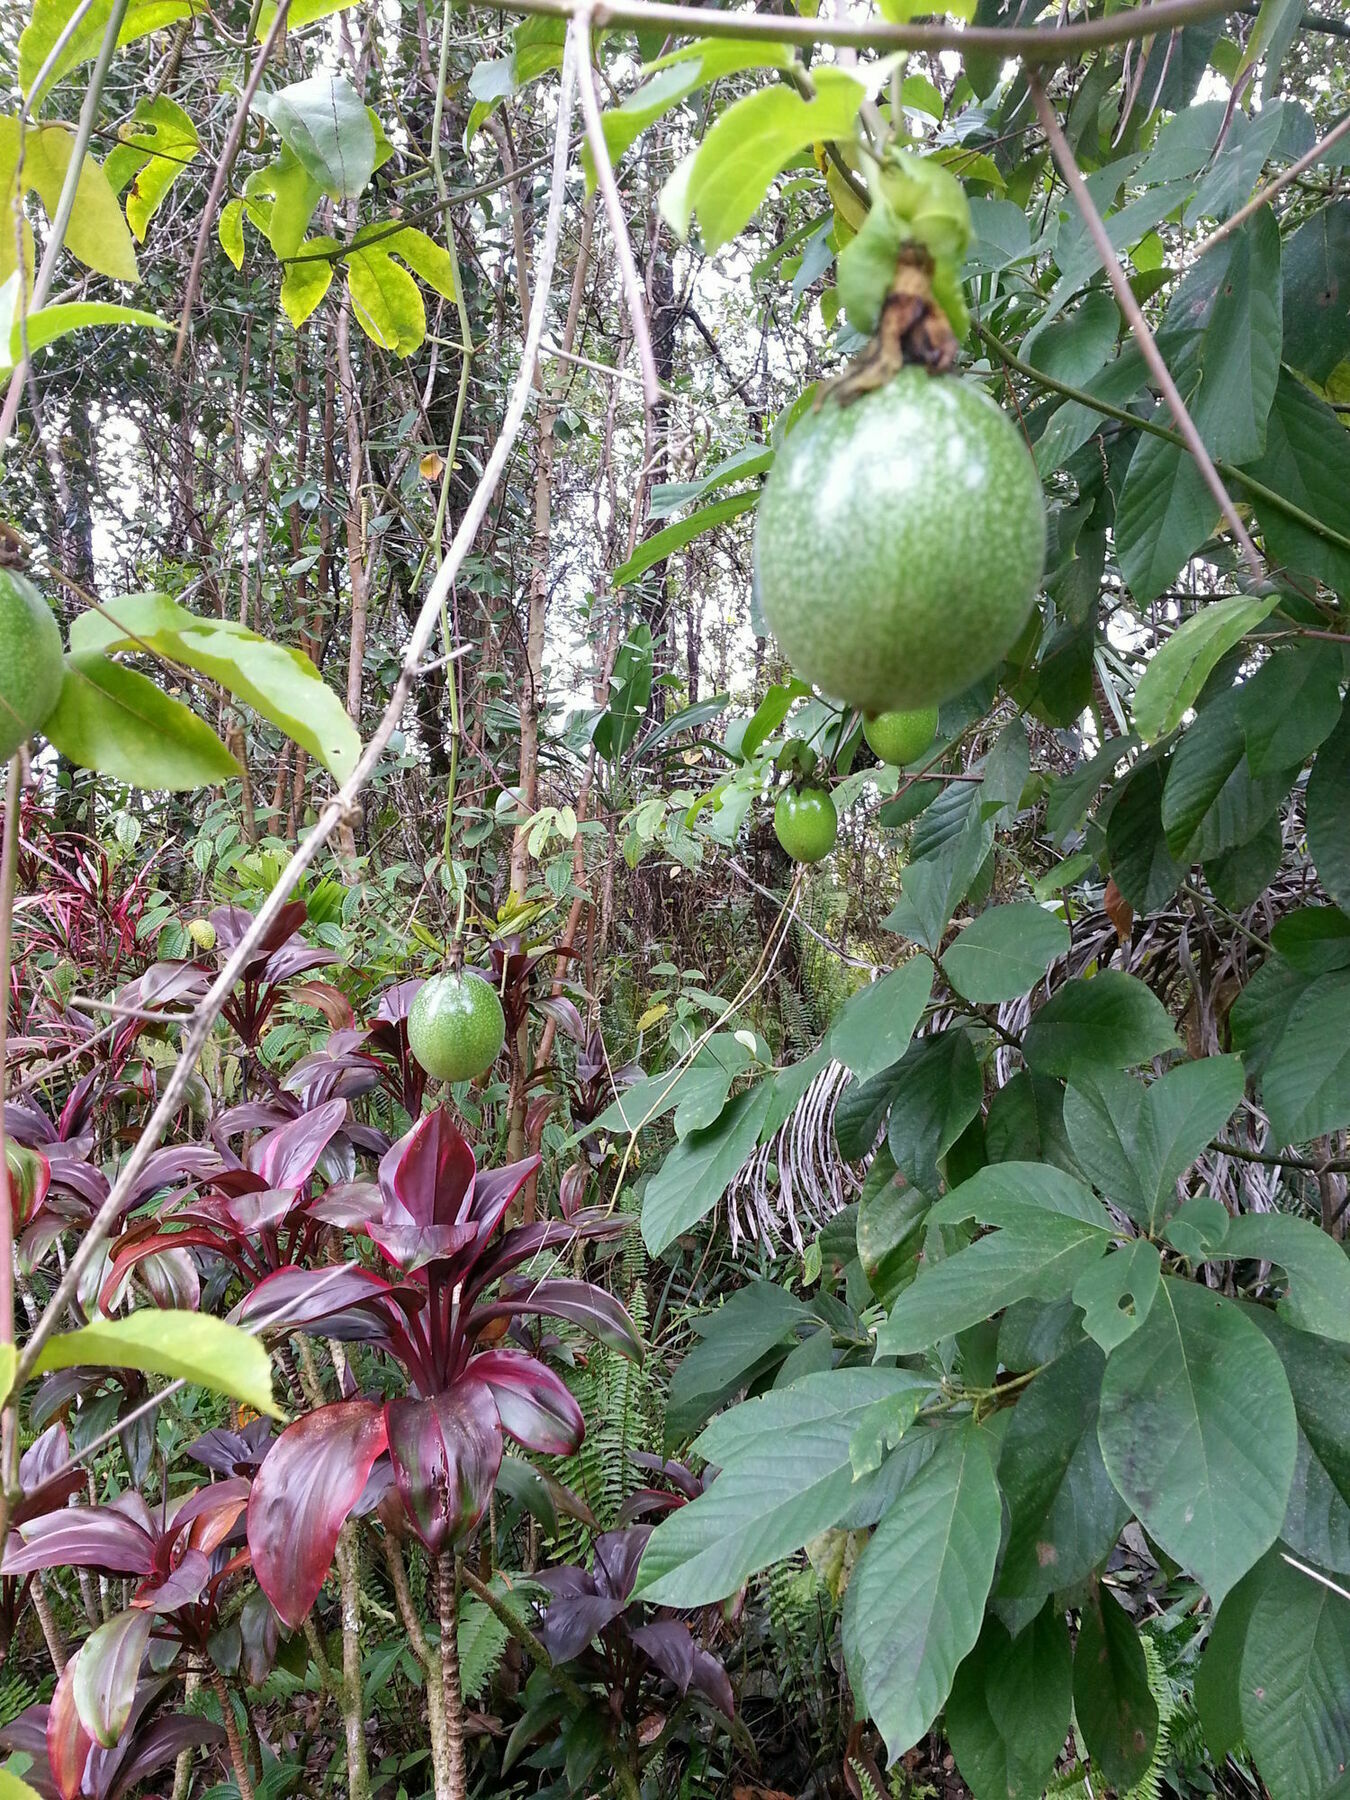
[0, 569, 64, 762]
[408, 971, 507, 1083]
[774, 786, 838, 864]
[754, 369, 1045, 714]
[863, 706, 939, 768]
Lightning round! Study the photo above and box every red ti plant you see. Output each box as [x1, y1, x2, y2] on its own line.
[207, 901, 338, 1060]
[0, 1676, 226, 1800]
[241, 1105, 642, 1627]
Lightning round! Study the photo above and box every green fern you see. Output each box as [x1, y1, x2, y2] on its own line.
[0, 1669, 43, 1727]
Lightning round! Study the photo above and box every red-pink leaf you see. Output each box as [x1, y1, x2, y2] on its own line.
[470, 1279, 644, 1361]
[384, 1379, 502, 1555]
[379, 1107, 477, 1230]
[472, 1350, 584, 1455]
[5, 1141, 50, 1231]
[134, 1547, 211, 1612]
[47, 1658, 92, 1800]
[365, 1217, 477, 1276]
[247, 1401, 388, 1629]
[236, 1263, 395, 1336]
[247, 1098, 347, 1188]
[170, 1477, 251, 1555]
[4, 1508, 154, 1577]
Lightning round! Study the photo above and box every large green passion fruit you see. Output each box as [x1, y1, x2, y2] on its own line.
[754, 369, 1045, 714]
[408, 971, 507, 1083]
[0, 568, 64, 762]
[773, 786, 838, 864]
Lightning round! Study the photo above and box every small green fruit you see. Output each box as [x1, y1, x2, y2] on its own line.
[864, 707, 939, 767]
[774, 786, 838, 864]
[754, 368, 1045, 713]
[0, 569, 64, 763]
[187, 919, 217, 951]
[408, 971, 507, 1083]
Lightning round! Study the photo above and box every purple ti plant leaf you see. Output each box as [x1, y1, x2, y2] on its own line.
[247, 1106, 641, 1622]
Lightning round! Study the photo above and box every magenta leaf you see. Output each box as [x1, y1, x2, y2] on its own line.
[385, 1378, 502, 1554]
[536, 1588, 628, 1663]
[470, 1278, 644, 1360]
[248, 1400, 389, 1628]
[73, 1609, 152, 1747]
[47, 1658, 93, 1800]
[365, 1217, 478, 1276]
[473, 1349, 584, 1454]
[168, 1475, 251, 1552]
[4, 1508, 154, 1577]
[379, 1107, 476, 1230]
[236, 1262, 396, 1336]
[629, 1617, 696, 1693]
[134, 1548, 211, 1613]
[108, 1711, 228, 1797]
[247, 1098, 347, 1188]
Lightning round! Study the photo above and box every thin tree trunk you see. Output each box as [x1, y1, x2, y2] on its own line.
[336, 1519, 371, 1800]
[438, 1550, 466, 1800]
[387, 1541, 452, 1798]
[208, 1665, 256, 1800]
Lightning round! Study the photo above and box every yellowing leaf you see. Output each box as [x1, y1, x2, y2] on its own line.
[420, 450, 445, 480]
[0, 120, 137, 285]
[33, 1310, 279, 1418]
[104, 96, 199, 242]
[20, 0, 202, 104]
[218, 199, 246, 270]
[280, 238, 338, 328]
[637, 1003, 670, 1031]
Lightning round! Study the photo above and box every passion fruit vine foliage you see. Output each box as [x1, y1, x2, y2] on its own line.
[4, 0, 1350, 1795]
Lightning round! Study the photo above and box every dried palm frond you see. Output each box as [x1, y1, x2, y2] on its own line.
[725, 1059, 871, 1253]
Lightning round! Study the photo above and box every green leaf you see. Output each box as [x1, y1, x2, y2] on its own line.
[1063, 1055, 1246, 1232]
[1069, 1238, 1160, 1353]
[218, 199, 246, 270]
[1161, 682, 1293, 861]
[932, 1160, 1111, 1231]
[75, 1609, 152, 1746]
[662, 69, 865, 252]
[1243, 371, 1350, 595]
[1241, 1552, 1350, 1800]
[348, 243, 425, 354]
[843, 1422, 1002, 1762]
[1023, 972, 1179, 1078]
[642, 1080, 774, 1255]
[1115, 435, 1217, 605]
[280, 239, 337, 328]
[589, 39, 795, 183]
[857, 1148, 932, 1309]
[69, 591, 360, 782]
[884, 1029, 983, 1193]
[19, 0, 199, 103]
[665, 1278, 812, 1443]
[1237, 643, 1344, 778]
[0, 121, 138, 286]
[941, 902, 1070, 1004]
[0, 1344, 16, 1408]
[637, 1368, 935, 1604]
[255, 75, 376, 201]
[0, 1772, 46, 1800]
[1281, 202, 1350, 384]
[996, 1341, 1129, 1618]
[876, 1208, 1111, 1357]
[33, 1311, 279, 1417]
[256, 0, 358, 31]
[613, 492, 757, 588]
[1307, 701, 1350, 916]
[1097, 1277, 1297, 1606]
[1195, 1554, 1278, 1761]
[104, 96, 199, 242]
[593, 624, 654, 761]
[42, 654, 239, 790]
[1258, 967, 1350, 1146]
[1072, 1582, 1159, 1790]
[1105, 759, 1184, 913]
[0, 278, 169, 379]
[1133, 595, 1279, 744]
[1205, 1213, 1350, 1344]
[947, 1609, 1073, 1800]
[825, 960, 932, 1084]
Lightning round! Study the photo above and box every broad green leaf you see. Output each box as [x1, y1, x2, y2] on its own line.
[947, 1609, 1072, 1800]
[876, 1209, 1111, 1357]
[42, 654, 239, 790]
[104, 96, 199, 242]
[1195, 1553, 1279, 1761]
[1252, 1312, 1350, 1515]
[613, 492, 757, 588]
[1257, 967, 1350, 1146]
[662, 69, 865, 252]
[280, 240, 338, 328]
[218, 199, 246, 270]
[1097, 1277, 1297, 1606]
[19, 0, 199, 103]
[590, 40, 794, 182]
[255, 75, 375, 201]
[1072, 1240, 1162, 1353]
[1133, 595, 1279, 744]
[637, 1368, 935, 1604]
[1243, 372, 1350, 595]
[593, 624, 654, 761]
[1161, 682, 1294, 861]
[842, 1422, 1001, 1762]
[0, 120, 138, 285]
[1282, 203, 1350, 383]
[996, 1341, 1129, 1618]
[257, 0, 357, 30]
[348, 243, 424, 354]
[642, 1080, 774, 1254]
[665, 1278, 812, 1444]
[70, 591, 360, 782]
[1241, 1552, 1350, 1800]
[856, 1149, 932, 1308]
[1073, 1582, 1159, 1790]
[884, 1029, 983, 1193]
[941, 903, 1069, 1004]
[651, 446, 774, 521]
[33, 1311, 279, 1417]
[0, 1773, 45, 1800]
[244, 149, 322, 260]
[0, 276, 168, 378]
[932, 1161, 1110, 1231]
[1206, 1214, 1350, 1344]
[1237, 643, 1344, 778]
[1022, 972, 1179, 1078]
[1307, 702, 1350, 916]
[1063, 1055, 1245, 1232]
[825, 959, 931, 1084]
[1105, 759, 1184, 913]
[1115, 435, 1217, 605]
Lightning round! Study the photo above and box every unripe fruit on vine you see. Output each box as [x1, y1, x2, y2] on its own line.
[864, 706, 939, 767]
[408, 971, 507, 1083]
[754, 369, 1045, 714]
[0, 569, 64, 763]
[774, 786, 838, 864]
[187, 919, 217, 951]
